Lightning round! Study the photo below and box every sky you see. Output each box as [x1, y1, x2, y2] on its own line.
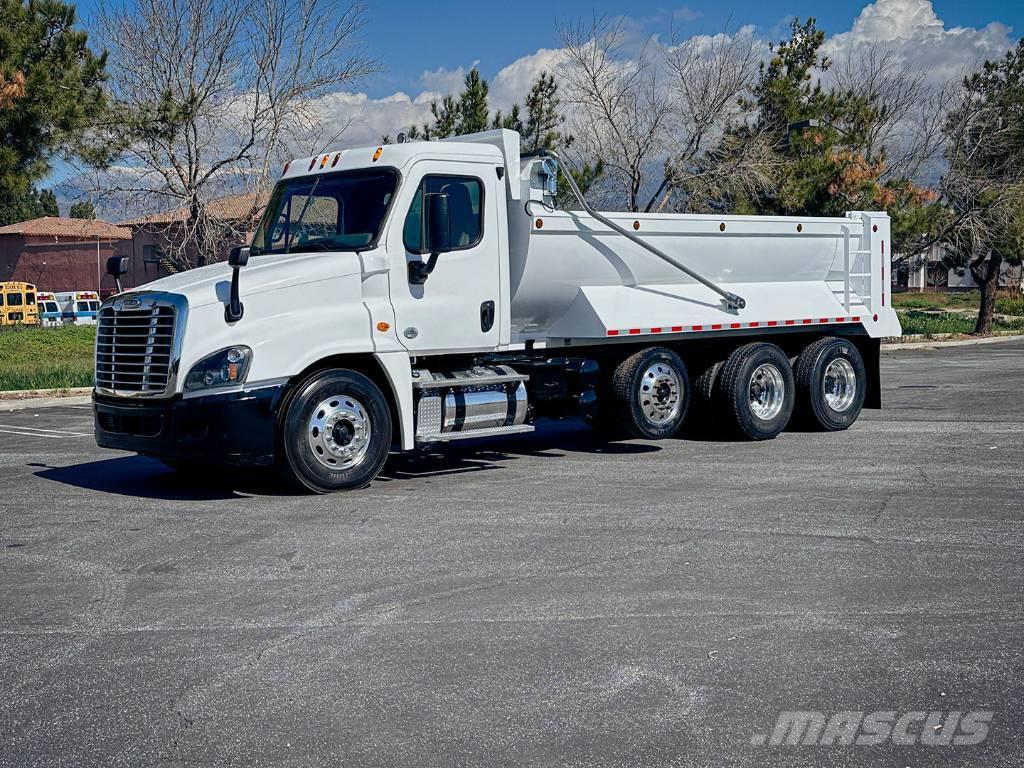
[52, 0, 1022, 191]
[71, 0, 1022, 101]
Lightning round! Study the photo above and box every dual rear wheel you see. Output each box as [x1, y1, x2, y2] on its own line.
[603, 338, 866, 442]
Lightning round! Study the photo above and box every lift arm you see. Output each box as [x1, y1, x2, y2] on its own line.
[539, 150, 746, 311]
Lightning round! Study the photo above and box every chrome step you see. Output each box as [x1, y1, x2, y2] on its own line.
[412, 365, 528, 390]
[416, 424, 535, 444]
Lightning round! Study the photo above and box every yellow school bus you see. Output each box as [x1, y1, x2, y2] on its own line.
[0, 282, 39, 326]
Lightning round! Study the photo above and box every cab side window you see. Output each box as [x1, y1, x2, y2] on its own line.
[403, 175, 483, 254]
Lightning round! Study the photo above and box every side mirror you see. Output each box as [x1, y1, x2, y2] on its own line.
[424, 193, 451, 254]
[224, 246, 250, 322]
[228, 245, 250, 268]
[106, 255, 128, 293]
[410, 193, 451, 285]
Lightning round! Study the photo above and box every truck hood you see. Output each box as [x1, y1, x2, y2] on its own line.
[126, 251, 367, 309]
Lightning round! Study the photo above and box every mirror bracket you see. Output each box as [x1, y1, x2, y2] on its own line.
[408, 253, 440, 285]
[224, 246, 249, 322]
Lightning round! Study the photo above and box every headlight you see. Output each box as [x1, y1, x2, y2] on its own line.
[184, 346, 252, 392]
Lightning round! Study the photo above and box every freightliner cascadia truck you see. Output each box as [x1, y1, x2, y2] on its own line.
[94, 129, 900, 492]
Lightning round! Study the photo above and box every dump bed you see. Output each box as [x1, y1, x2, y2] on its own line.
[510, 208, 900, 342]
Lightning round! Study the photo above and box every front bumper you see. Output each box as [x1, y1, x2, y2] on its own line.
[93, 385, 284, 466]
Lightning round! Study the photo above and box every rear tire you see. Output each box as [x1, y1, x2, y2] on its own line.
[716, 343, 794, 440]
[794, 337, 866, 431]
[609, 347, 690, 439]
[279, 369, 392, 493]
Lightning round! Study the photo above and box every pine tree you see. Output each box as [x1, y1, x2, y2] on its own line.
[456, 68, 490, 135]
[70, 200, 96, 219]
[491, 103, 523, 133]
[0, 0, 107, 226]
[524, 72, 563, 151]
[428, 95, 459, 139]
[38, 189, 59, 216]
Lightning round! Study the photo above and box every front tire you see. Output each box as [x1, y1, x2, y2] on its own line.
[716, 343, 794, 440]
[609, 347, 690, 439]
[794, 337, 866, 431]
[279, 369, 392, 493]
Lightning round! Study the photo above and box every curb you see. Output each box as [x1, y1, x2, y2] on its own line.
[0, 386, 92, 401]
[0, 395, 92, 412]
[882, 333, 1024, 351]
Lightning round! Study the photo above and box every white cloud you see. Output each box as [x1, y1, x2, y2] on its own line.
[825, 0, 1014, 83]
[313, 0, 1015, 153]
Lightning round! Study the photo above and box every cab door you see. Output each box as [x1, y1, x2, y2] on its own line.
[387, 162, 501, 354]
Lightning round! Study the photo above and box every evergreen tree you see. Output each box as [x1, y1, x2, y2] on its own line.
[69, 200, 96, 219]
[491, 103, 523, 133]
[456, 68, 490, 135]
[523, 72, 563, 152]
[38, 188, 58, 216]
[0, 0, 107, 226]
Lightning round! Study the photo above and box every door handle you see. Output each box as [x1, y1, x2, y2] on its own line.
[480, 300, 495, 332]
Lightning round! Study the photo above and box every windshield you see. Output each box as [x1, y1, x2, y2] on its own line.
[251, 169, 398, 255]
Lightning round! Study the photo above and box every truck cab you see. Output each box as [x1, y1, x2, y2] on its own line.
[93, 129, 899, 492]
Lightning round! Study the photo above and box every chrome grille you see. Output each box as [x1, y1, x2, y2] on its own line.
[96, 304, 176, 394]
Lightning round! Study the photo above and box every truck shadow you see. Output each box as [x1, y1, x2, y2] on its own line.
[378, 418, 660, 483]
[30, 420, 660, 499]
[29, 456, 282, 501]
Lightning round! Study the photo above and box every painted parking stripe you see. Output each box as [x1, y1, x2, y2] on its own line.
[0, 424, 89, 435]
[0, 427, 89, 438]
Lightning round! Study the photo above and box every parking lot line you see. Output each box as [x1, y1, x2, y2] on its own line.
[0, 426, 90, 438]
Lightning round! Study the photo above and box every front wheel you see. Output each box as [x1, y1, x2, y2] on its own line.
[279, 369, 392, 493]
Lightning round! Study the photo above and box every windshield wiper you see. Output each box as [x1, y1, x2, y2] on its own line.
[286, 241, 335, 254]
[285, 176, 323, 254]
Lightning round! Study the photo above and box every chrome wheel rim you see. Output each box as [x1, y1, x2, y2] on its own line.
[749, 363, 785, 421]
[638, 361, 683, 424]
[823, 358, 857, 412]
[307, 395, 372, 470]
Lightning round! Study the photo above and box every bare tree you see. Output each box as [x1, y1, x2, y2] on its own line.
[647, 26, 763, 212]
[830, 43, 952, 184]
[938, 61, 1024, 333]
[90, 0, 376, 269]
[558, 16, 673, 212]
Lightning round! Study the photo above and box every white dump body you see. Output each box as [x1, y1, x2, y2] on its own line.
[508, 205, 899, 342]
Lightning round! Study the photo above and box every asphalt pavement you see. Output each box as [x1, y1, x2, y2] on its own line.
[1, 341, 1022, 767]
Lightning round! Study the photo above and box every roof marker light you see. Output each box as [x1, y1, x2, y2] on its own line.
[307, 157, 316, 171]
[373, 146, 383, 162]
[320, 155, 329, 169]
[331, 152, 341, 168]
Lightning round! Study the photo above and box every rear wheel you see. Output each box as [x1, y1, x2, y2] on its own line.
[279, 369, 392, 493]
[794, 337, 866, 431]
[609, 347, 690, 439]
[716, 343, 794, 440]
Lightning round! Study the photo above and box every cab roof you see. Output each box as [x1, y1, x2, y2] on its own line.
[281, 129, 522, 199]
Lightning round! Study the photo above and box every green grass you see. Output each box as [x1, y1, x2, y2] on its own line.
[0, 325, 96, 391]
[893, 290, 1024, 316]
[896, 310, 1024, 336]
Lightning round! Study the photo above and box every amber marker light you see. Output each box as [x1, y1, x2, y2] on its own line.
[376, 321, 391, 332]
[373, 147, 383, 162]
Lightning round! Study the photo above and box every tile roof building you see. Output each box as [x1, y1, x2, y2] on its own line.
[0, 217, 133, 294]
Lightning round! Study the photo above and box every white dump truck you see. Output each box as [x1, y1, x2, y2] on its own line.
[95, 129, 900, 492]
